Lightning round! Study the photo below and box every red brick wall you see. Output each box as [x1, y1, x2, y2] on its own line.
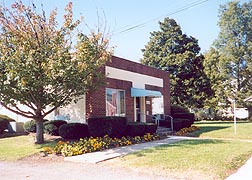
[85, 56, 171, 120]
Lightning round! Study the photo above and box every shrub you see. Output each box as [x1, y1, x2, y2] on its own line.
[173, 118, 193, 131]
[44, 120, 67, 136]
[0, 119, 9, 134]
[87, 116, 127, 138]
[173, 113, 195, 127]
[144, 123, 157, 134]
[125, 122, 146, 137]
[171, 105, 189, 116]
[23, 119, 48, 133]
[0, 114, 15, 122]
[59, 123, 89, 139]
[23, 120, 36, 133]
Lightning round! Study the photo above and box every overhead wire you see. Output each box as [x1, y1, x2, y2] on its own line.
[112, 0, 209, 36]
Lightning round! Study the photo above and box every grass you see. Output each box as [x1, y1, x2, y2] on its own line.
[113, 121, 252, 180]
[193, 121, 252, 139]
[0, 134, 57, 161]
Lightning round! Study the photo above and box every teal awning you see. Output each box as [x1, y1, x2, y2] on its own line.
[131, 88, 162, 97]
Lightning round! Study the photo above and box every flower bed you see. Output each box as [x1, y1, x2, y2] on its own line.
[41, 133, 160, 157]
[175, 126, 200, 136]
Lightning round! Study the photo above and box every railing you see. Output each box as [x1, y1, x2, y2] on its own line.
[139, 112, 174, 131]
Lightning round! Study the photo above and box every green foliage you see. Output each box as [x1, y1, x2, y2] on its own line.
[0, 119, 9, 134]
[59, 123, 89, 139]
[0, 1, 112, 144]
[173, 113, 195, 127]
[125, 122, 146, 137]
[205, 1, 252, 113]
[141, 17, 212, 108]
[87, 116, 128, 138]
[173, 119, 189, 131]
[144, 123, 158, 134]
[43, 120, 67, 136]
[0, 114, 15, 122]
[23, 120, 36, 133]
[171, 105, 189, 115]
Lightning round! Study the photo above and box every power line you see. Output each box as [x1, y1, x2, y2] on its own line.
[112, 0, 209, 36]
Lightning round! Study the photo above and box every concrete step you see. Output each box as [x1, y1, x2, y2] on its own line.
[156, 127, 173, 135]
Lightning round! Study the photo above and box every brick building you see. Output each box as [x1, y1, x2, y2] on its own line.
[56, 56, 171, 123]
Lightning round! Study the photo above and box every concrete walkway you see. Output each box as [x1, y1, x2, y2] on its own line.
[64, 136, 185, 163]
[225, 157, 252, 180]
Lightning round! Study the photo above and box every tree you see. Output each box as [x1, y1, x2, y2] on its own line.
[0, 2, 112, 143]
[141, 17, 212, 109]
[206, 1, 252, 118]
[203, 48, 230, 117]
[216, 1, 252, 101]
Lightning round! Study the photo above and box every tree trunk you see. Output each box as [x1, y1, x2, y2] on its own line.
[35, 118, 44, 144]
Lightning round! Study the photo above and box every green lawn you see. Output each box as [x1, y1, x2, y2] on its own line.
[193, 121, 252, 139]
[0, 135, 56, 161]
[114, 121, 252, 180]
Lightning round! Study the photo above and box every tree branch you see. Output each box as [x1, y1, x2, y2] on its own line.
[0, 102, 34, 118]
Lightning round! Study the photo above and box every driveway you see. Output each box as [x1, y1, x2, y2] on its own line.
[0, 158, 169, 180]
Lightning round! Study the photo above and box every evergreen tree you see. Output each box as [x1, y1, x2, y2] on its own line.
[141, 17, 212, 109]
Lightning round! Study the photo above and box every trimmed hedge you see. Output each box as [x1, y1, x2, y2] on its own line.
[173, 113, 195, 127]
[173, 118, 192, 131]
[171, 105, 189, 115]
[43, 120, 67, 136]
[0, 119, 9, 134]
[144, 123, 158, 134]
[125, 122, 146, 137]
[87, 116, 127, 138]
[59, 123, 89, 139]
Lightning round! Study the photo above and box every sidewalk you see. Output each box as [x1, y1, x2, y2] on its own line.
[64, 136, 185, 163]
[225, 157, 252, 180]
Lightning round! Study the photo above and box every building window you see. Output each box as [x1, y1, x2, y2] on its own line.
[106, 88, 125, 116]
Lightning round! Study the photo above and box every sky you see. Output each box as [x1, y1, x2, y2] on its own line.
[1, 0, 250, 62]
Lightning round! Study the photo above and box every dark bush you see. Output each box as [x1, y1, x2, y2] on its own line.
[173, 113, 195, 127]
[0, 119, 9, 134]
[59, 123, 89, 139]
[125, 122, 146, 137]
[144, 123, 157, 134]
[44, 120, 67, 136]
[87, 116, 127, 138]
[23, 120, 36, 133]
[173, 118, 193, 131]
[0, 114, 15, 122]
[171, 105, 189, 116]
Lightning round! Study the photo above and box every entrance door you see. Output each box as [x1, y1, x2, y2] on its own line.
[136, 97, 140, 122]
[134, 97, 146, 122]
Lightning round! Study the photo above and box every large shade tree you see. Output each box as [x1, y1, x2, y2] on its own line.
[141, 17, 212, 109]
[0, 2, 112, 143]
[205, 1, 252, 118]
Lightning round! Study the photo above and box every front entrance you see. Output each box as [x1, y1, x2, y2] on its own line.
[134, 97, 146, 122]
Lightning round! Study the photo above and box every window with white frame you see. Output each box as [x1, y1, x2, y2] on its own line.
[106, 88, 125, 116]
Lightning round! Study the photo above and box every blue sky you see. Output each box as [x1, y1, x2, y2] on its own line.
[1, 0, 250, 62]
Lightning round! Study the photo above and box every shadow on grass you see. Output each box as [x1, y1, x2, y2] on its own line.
[192, 126, 229, 137]
[0, 132, 28, 139]
[195, 121, 250, 125]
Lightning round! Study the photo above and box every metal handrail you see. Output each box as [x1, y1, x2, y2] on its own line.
[164, 115, 173, 131]
[138, 112, 174, 131]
